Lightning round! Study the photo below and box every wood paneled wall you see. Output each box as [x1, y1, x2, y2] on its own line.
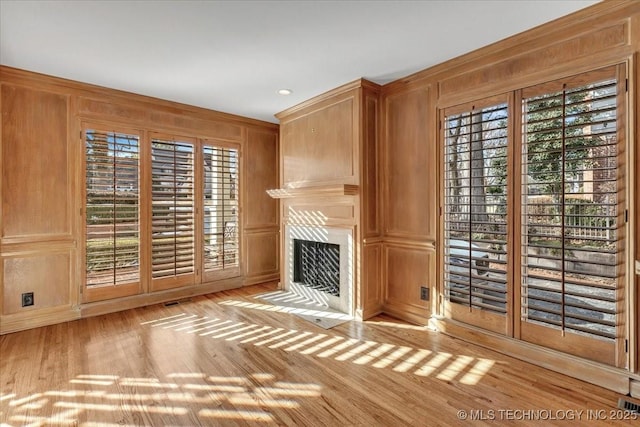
[1, 84, 79, 331]
[0, 66, 279, 333]
[381, 85, 436, 323]
[380, 0, 640, 391]
[1, 0, 638, 396]
[243, 129, 279, 284]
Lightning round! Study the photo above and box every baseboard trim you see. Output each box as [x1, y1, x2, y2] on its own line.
[80, 277, 243, 318]
[243, 273, 280, 287]
[382, 302, 429, 326]
[1, 305, 80, 335]
[631, 380, 640, 399]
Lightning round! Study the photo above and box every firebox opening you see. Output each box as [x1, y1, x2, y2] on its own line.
[293, 239, 340, 297]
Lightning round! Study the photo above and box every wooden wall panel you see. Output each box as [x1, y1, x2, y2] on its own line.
[363, 94, 380, 237]
[1, 85, 70, 239]
[78, 98, 245, 141]
[78, 97, 148, 123]
[242, 129, 279, 284]
[3, 253, 70, 314]
[244, 129, 278, 229]
[384, 244, 433, 323]
[361, 243, 382, 318]
[439, 23, 628, 101]
[284, 199, 355, 226]
[384, 87, 434, 240]
[281, 97, 355, 186]
[244, 232, 279, 278]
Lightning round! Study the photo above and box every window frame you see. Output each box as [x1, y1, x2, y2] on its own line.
[82, 127, 244, 302]
[200, 139, 242, 283]
[438, 64, 629, 368]
[440, 93, 514, 335]
[515, 65, 627, 367]
[148, 132, 197, 292]
[81, 123, 144, 303]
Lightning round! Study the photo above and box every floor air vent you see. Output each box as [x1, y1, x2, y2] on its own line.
[617, 398, 640, 414]
[164, 298, 192, 307]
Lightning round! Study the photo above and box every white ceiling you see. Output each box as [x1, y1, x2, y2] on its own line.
[0, 0, 598, 124]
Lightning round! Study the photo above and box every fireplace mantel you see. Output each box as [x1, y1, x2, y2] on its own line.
[266, 184, 359, 199]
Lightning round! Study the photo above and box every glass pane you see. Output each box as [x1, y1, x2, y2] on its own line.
[522, 76, 620, 340]
[203, 145, 239, 271]
[444, 103, 508, 315]
[151, 140, 195, 278]
[85, 130, 140, 287]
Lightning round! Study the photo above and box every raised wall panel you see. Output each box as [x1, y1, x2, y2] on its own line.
[281, 98, 355, 186]
[244, 129, 278, 229]
[78, 98, 148, 123]
[78, 98, 246, 141]
[384, 87, 434, 240]
[362, 243, 382, 318]
[363, 94, 380, 237]
[3, 253, 70, 314]
[384, 244, 434, 323]
[1, 85, 70, 239]
[439, 23, 629, 102]
[284, 199, 356, 226]
[244, 232, 279, 278]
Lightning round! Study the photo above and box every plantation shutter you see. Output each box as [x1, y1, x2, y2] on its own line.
[151, 139, 195, 280]
[85, 130, 140, 288]
[443, 101, 509, 334]
[520, 66, 623, 363]
[203, 145, 239, 274]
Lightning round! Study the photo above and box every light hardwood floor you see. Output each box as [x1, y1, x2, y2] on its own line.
[1, 283, 637, 426]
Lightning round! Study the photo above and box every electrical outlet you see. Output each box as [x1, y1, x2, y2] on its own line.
[22, 292, 34, 307]
[420, 286, 429, 301]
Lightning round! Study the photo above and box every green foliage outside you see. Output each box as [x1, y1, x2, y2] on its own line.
[86, 237, 138, 271]
[86, 191, 138, 225]
[525, 88, 598, 197]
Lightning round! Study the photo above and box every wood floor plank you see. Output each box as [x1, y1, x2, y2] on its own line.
[1, 283, 638, 426]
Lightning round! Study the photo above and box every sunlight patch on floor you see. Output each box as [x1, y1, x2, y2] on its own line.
[141, 305, 497, 389]
[3, 372, 319, 426]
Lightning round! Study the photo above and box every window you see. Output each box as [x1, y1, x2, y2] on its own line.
[443, 100, 509, 334]
[202, 144, 240, 278]
[84, 130, 243, 299]
[441, 65, 627, 366]
[520, 67, 624, 365]
[84, 129, 140, 299]
[151, 137, 196, 286]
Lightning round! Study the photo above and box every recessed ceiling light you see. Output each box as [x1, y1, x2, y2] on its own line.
[278, 89, 292, 95]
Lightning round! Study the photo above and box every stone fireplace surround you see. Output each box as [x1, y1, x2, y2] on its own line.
[284, 223, 353, 315]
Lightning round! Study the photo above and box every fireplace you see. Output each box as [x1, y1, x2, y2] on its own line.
[293, 239, 340, 297]
[284, 224, 353, 315]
